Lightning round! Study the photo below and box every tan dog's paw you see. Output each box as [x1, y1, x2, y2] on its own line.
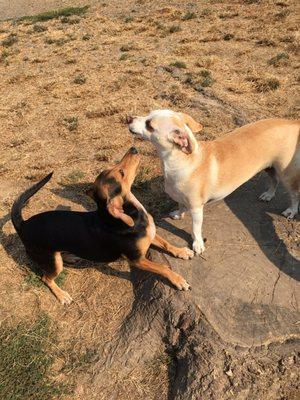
[259, 190, 275, 202]
[192, 239, 205, 255]
[176, 247, 194, 260]
[282, 207, 297, 220]
[170, 272, 190, 291]
[169, 209, 185, 220]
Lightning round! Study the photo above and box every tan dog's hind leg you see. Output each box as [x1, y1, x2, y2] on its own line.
[152, 234, 194, 260]
[133, 258, 190, 290]
[281, 167, 300, 220]
[41, 252, 73, 305]
[259, 167, 279, 202]
[282, 191, 299, 220]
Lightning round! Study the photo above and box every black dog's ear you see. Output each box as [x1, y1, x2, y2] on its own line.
[107, 195, 134, 227]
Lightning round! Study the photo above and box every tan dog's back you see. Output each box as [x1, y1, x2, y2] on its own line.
[205, 119, 300, 194]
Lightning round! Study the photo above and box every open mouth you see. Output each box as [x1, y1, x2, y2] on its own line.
[129, 129, 144, 141]
[128, 127, 137, 134]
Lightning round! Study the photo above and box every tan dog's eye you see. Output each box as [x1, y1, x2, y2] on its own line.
[119, 169, 125, 178]
[146, 119, 154, 132]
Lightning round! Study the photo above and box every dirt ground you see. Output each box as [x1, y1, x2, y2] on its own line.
[0, 1, 299, 399]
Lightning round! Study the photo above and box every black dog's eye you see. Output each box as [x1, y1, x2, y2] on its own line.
[119, 169, 124, 178]
[145, 119, 154, 132]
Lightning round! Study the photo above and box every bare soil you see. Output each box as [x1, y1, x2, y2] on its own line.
[0, 1, 299, 399]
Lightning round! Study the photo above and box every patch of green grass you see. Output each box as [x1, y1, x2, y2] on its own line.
[155, 21, 165, 30]
[256, 38, 275, 47]
[255, 77, 280, 92]
[223, 33, 234, 41]
[32, 24, 47, 33]
[182, 11, 197, 20]
[198, 69, 214, 87]
[24, 265, 67, 288]
[275, 9, 290, 19]
[65, 58, 77, 64]
[73, 74, 86, 84]
[124, 16, 134, 23]
[140, 57, 150, 66]
[169, 25, 181, 34]
[1, 33, 18, 47]
[82, 33, 92, 41]
[201, 8, 213, 17]
[268, 52, 289, 66]
[60, 16, 80, 24]
[219, 12, 239, 19]
[119, 53, 130, 61]
[1, 50, 9, 59]
[63, 116, 79, 131]
[66, 170, 85, 183]
[120, 43, 134, 52]
[184, 69, 214, 88]
[24, 270, 43, 288]
[62, 343, 99, 373]
[0, 316, 70, 400]
[170, 60, 187, 69]
[55, 269, 68, 286]
[45, 34, 75, 46]
[16, 5, 89, 23]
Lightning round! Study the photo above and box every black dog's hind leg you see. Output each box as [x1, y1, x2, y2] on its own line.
[30, 250, 73, 305]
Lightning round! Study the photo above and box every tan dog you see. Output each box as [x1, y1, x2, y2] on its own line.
[127, 110, 300, 254]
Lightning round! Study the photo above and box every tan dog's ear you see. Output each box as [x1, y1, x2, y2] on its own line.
[170, 129, 193, 154]
[178, 112, 203, 133]
[107, 196, 135, 227]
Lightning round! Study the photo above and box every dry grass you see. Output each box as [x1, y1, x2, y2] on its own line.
[0, 0, 299, 398]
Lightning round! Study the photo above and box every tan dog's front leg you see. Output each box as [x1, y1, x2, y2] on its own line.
[133, 258, 190, 290]
[191, 206, 205, 255]
[152, 234, 194, 260]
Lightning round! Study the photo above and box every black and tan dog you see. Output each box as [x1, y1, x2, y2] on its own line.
[11, 147, 193, 304]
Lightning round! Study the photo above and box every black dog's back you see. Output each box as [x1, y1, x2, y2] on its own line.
[20, 208, 146, 262]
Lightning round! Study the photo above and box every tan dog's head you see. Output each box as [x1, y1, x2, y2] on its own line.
[87, 147, 140, 227]
[127, 109, 202, 154]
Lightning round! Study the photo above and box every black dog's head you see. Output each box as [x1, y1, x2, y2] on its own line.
[87, 147, 140, 227]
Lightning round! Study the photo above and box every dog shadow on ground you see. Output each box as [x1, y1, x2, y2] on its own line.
[225, 174, 300, 282]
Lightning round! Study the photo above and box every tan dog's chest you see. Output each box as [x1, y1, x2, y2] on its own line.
[163, 162, 194, 205]
[165, 177, 188, 204]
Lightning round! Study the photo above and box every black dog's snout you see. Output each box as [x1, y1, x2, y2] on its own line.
[126, 115, 134, 124]
[129, 146, 138, 154]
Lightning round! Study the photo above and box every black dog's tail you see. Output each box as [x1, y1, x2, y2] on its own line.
[11, 172, 53, 234]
